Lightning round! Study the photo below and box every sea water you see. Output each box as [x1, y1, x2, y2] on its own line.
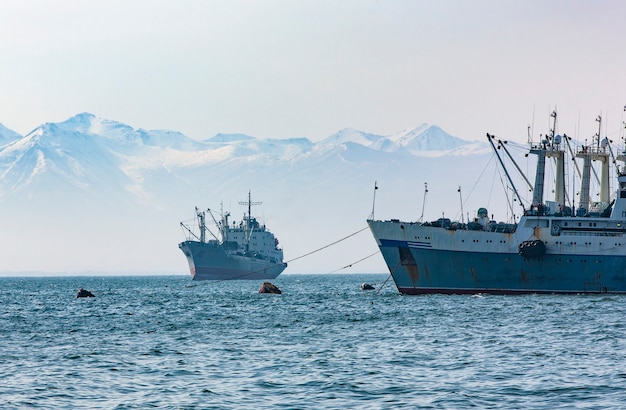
[1, 274, 625, 409]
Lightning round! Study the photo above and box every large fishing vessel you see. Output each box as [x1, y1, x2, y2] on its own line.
[369, 112, 626, 294]
[179, 192, 287, 280]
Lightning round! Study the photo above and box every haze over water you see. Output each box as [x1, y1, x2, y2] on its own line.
[1, 274, 625, 408]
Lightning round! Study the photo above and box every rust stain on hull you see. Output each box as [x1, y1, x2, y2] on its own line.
[520, 269, 528, 283]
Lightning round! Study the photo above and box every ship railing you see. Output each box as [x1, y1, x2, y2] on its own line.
[422, 219, 518, 233]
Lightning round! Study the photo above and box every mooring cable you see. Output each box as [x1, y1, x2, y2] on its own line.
[326, 251, 379, 274]
[375, 274, 394, 294]
[284, 226, 370, 265]
[369, 262, 401, 293]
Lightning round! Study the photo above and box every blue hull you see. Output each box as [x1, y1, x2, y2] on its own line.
[377, 242, 626, 294]
[368, 217, 626, 294]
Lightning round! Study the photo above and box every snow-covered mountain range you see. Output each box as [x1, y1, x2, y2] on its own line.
[0, 113, 501, 275]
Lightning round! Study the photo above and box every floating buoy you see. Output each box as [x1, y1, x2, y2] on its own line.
[259, 282, 281, 294]
[76, 288, 95, 298]
[360, 283, 375, 290]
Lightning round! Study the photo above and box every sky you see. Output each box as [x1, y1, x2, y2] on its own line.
[2, 0, 626, 144]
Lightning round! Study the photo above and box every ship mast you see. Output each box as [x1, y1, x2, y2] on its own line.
[239, 190, 262, 250]
[216, 202, 230, 243]
[196, 207, 206, 243]
[575, 114, 610, 214]
[529, 143, 546, 209]
[597, 117, 610, 204]
[545, 111, 566, 210]
[617, 121, 626, 173]
[528, 110, 566, 213]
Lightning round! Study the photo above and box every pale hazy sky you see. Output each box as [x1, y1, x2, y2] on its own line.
[1, 0, 625, 143]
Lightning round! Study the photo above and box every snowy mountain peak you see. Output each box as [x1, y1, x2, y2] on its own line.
[388, 123, 430, 142]
[63, 112, 97, 128]
[318, 124, 473, 154]
[21, 113, 202, 152]
[59, 112, 135, 140]
[389, 124, 471, 152]
[320, 128, 384, 146]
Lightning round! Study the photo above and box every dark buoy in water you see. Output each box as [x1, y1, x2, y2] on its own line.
[259, 282, 281, 294]
[76, 288, 95, 298]
[360, 283, 375, 290]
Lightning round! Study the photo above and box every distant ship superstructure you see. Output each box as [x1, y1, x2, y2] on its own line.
[179, 192, 286, 280]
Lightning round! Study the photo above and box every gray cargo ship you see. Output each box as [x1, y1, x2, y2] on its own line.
[179, 192, 287, 280]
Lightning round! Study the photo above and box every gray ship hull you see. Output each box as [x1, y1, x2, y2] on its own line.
[179, 241, 287, 281]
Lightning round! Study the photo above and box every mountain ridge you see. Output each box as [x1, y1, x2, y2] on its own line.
[1, 112, 481, 154]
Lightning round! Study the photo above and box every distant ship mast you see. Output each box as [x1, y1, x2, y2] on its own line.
[239, 190, 262, 251]
[196, 207, 206, 243]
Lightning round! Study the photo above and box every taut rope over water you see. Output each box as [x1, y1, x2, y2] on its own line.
[284, 226, 370, 265]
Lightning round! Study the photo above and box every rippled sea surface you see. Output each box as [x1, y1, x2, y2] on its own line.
[1, 274, 626, 409]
